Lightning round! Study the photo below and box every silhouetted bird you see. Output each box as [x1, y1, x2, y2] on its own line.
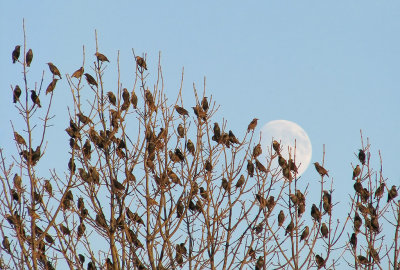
[30, 90, 41, 108]
[26, 49, 33, 67]
[358, 149, 366, 165]
[353, 165, 361, 180]
[46, 79, 58, 95]
[357, 255, 368, 265]
[350, 233, 357, 249]
[72, 67, 84, 78]
[278, 210, 285, 226]
[247, 118, 258, 132]
[278, 155, 287, 168]
[47, 62, 62, 78]
[300, 226, 309, 242]
[388, 185, 398, 202]
[95, 52, 109, 62]
[13, 85, 22, 103]
[314, 162, 328, 177]
[229, 130, 240, 144]
[136, 56, 147, 70]
[213, 123, 221, 139]
[84, 73, 98, 86]
[288, 158, 298, 173]
[12, 45, 20, 63]
[205, 160, 212, 172]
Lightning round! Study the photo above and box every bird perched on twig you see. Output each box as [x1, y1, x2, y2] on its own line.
[46, 79, 58, 95]
[72, 67, 84, 78]
[314, 162, 328, 177]
[353, 165, 361, 180]
[13, 85, 22, 103]
[26, 49, 33, 67]
[12, 45, 20, 63]
[47, 62, 62, 79]
[136, 56, 147, 70]
[358, 149, 366, 165]
[30, 90, 41, 108]
[84, 73, 98, 86]
[247, 118, 258, 133]
[95, 52, 109, 62]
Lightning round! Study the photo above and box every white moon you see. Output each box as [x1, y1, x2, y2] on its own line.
[260, 120, 312, 176]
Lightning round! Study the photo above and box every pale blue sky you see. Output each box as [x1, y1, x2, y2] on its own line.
[1, 0, 399, 266]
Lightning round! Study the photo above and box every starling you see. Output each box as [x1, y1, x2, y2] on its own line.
[44, 180, 53, 196]
[314, 162, 328, 177]
[187, 139, 195, 155]
[177, 200, 184, 218]
[353, 180, 363, 195]
[353, 165, 361, 180]
[130, 90, 138, 108]
[169, 150, 181, 163]
[247, 160, 254, 177]
[175, 148, 185, 161]
[357, 255, 368, 265]
[300, 226, 309, 242]
[369, 247, 380, 263]
[255, 194, 267, 208]
[371, 216, 379, 233]
[200, 187, 208, 199]
[282, 166, 292, 181]
[13, 85, 21, 103]
[87, 262, 95, 270]
[77, 113, 92, 125]
[350, 233, 357, 249]
[78, 254, 85, 265]
[322, 190, 331, 205]
[253, 143, 262, 158]
[46, 78, 58, 95]
[357, 203, 369, 216]
[95, 52, 109, 62]
[288, 158, 298, 173]
[247, 118, 258, 133]
[13, 173, 22, 190]
[298, 203, 306, 216]
[354, 212, 362, 233]
[323, 201, 331, 216]
[311, 204, 321, 222]
[82, 140, 92, 160]
[135, 56, 147, 70]
[321, 223, 328, 238]
[12, 45, 20, 63]
[235, 174, 245, 188]
[30, 90, 41, 108]
[278, 155, 287, 168]
[11, 189, 20, 202]
[358, 149, 366, 165]
[167, 168, 181, 185]
[2, 236, 11, 253]
[105, 258, 113, 270]
[278, 210, 285, 226]
[192, 105, 207, 120]
[126, 208, 144, 225]
[77, 222, 86, 238]
[289, 194, 298, 205]
[213, 123, 221, 139]
[122, 88, 130, 103]
[84, 73, 98, 86]
[221, 178, 230, 192]
[205, 160, 212, 172]
[248, 247, 256, 260]
[285, 220, 294, 236]
[255, 159, 268, 173]
[107, 91, 116, 106]
[387, 185, 398, 202]
[296, 190, 306, 205]
[254, 223, 263, 235]
[315, 255, 325, 268]
[60, 224, 71, 235]
[112, 179, 125, 192]
[14, 131, 26, 146]
[26, 49, 33, 67]
[272, 140, 280, 154]
[45, 233, 54, 244]
[229, 130, 240, 144]
[47, 62, 62, 79]
[374, 183, 385, 198]
[71, 67, 84, 78]
[96, 213, 108, 229]
[201, 96, 209, 111]
[255, 256, 264, 270]
[145, 89, 155, 109]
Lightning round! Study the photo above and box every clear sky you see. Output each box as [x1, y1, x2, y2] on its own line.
[1, 0, 399, 266]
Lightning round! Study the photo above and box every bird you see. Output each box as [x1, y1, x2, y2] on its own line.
[2, 236, 11, 253]
[201, 96, 209, 111]
[300, 226, 309, 242]
[13, 173, 22, 190]
[221, 178, 230, 192]
[46, 79, 58, 95]
[311, 204, 321, 222]
[235, 175, 245, 188]
[369, 247, 380, 263]
[247, 160, 254, 177]
[107, 92, 116, 106]
[13, 85, 22, 103]
[314, 162, 329, 177]
[354, 212, 362, 233]
[14, 131, 26, 146]
[136, 56, 147, 70]
[95, 52, 109, 62]
[205, 160, 212, 172]
[315, 255, 325, 268]
[12, 45, 21, 63]
[387, 185, 398, 202]
[350, 233, 357, 249]
[192, 105, 206, 120]
[374, 183, 385, 198]
[77, 113, 92, 125]
[288, 158, 298, 173]
[285, 220, 294, 236]
[26, 49, 33, 67]
[278, 210, 285, 226]
[272, 140, 280, 154]
[126, 208, 144, 225]
[131, 90, 138, 108]
[255, 256, 264, 270]
[353, 165, 361, 180]
[187, 139, 195, 155]
[122, 88, 130, 103]
[200, 187, 208, 199]
[177, 124, 185, 138]
[253, 144, 262, 158]
[357, 255, 369, 265]
[84, 73, 98, 86]
[247, 118, 258, 132]
[321, 223, 328, 238]
[278, 155, 287, 168]
[71, 67, 84, 78]
[44, 180, 53, 196]
[30, 90, 41, 108]
[255, 159, 268, 173]
[213, 123, 221, 139]
[174, 105, 189, 116]
[47, 62, 62, 78]
[358, 149, 366, 165]
[229, 130, 240, 144]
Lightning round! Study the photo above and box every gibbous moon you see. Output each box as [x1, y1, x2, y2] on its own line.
[260, 120, 312, 176]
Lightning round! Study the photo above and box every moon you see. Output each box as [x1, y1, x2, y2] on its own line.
[260, 120, 312, 176]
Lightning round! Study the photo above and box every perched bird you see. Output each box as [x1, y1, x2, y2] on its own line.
[288, 158, 298, 173]
[247, 118, 258, 133]
[192, 105, 206, 120]
[354, 212, 362, 233]
[14, 131, 26, 146]
[13, 85, 22, 103]
[71, 67, 84, 78]
[177, 124, 185, 138]
[84, 73, 98, 86]
[358, 149, 366, 165]
[77, 113, 92, 125]
[26, 49, 33, 67]
[2, 236, 11, 253]
[177, 200, 184, 218]
[247, 160, 254, 177]
[350, 233, 357, 249]
[353, 165, 361, 180]
[12, 45, 21, 63]
[311, 204, 321, 222]
[221, 178, 230, 192]
[229, 130, 240, 144]
[321, 223, 328, 238]
[278, 155, 287, 168]
[235, 174, 245, 188]
[130, 90, 138, 109]
[272, 140, 280, 154]
[255, 159, 268, 173]
[13, 173, 22, 190]
[175, 148, 185, 162]
[44, 180, 53, 196]
[374, 183, 385, 198]
[387, 185, 398, 202]
[60, 224, 71, 235]
[314, 162, 329, 177]
[357, 255, 369, 265]
[107, 92, 117, 106]
[122, 88, 130, 103]
[253, 144, 262, 158]
[126, 208, 144, 225]
[213, 123, 221, 139]
[205, 160, 212, 172]
[285, 220, 294, 236]
[300, 226, 309, 242]
[282, 166, 292, 181]
[135, 56, 147, 70]
[353, 180, 363, 195]
[95, 52, 109, 62]
[200, 187, 208, 199]
[175, 105, 189, 116]
[47, 62, 62, 79]
[315, 255, 325, 269]
[187, 139, 195, 155]
[46, 79, 58, 95]
[278, 210, 285, 226]
[369, 247, 380, 263]
[30, 90, 41, 108]
[255, 256, 264, 270]
[201, 96, 209, 111]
